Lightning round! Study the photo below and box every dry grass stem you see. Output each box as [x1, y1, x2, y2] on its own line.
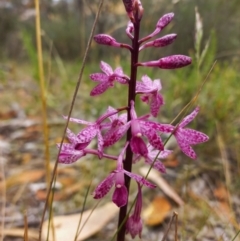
[24, 210, 28, 241]
[0, 152, 6, 241]
[161, 212, 178, 241]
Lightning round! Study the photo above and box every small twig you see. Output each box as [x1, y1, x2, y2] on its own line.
[161, 212, 178, 241]
[174, 212, 178, 241]
[74, 180, 92, 241]
[24, 210, 28, 241]
[231, 230, 240, 241]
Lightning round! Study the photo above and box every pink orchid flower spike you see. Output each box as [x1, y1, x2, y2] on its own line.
[90, 61, 129, 96]
[93, 142, 156, 207]
[136, 75, 164, 117]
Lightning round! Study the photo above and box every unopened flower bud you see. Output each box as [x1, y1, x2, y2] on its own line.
[139, 34, 177, 51]
[137, 55, 192, 69]
[139, 12, 175, 43]
[126, 21, 134, 39]
[94, 34, 132, 50]
[156, 12, 174, 30]
[135, 0, 144, 20]
[122, 0, 134, 21]
[94, 34, 121, 47]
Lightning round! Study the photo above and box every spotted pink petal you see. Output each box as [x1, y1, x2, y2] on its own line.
[114, 76, 128, 84]
[93, 172, 115, 199]
[100, 61, 113, 75]
[58, 150, 85, 164]
[124, 170, 156, 188]
[141, 75, 153, 86]
[113, 67, 129, 84]
[103, 122, 131, 147]
[145, 157, 166, 173]
[90, 81, 111, 96]
[149, 149, 173, 159]
[77, 125, 98, 143]
[136, 81, 150, 92]
[175, 132, 197, 159]
[181, 128, 209, 145]
[152, 93, 164, 117]
[106, 106, 118, 122]
[57, 143, 72, 151]
[66, 128, 78, 144]
[153, 79, 162, 90]
[141, 121, 174, 133]
[179, 106, 200, 128]
[90, 73, 108, 82]
[141, 126, 164, 150]
[118, 113, 127, 124]
[114, 67, 124, 76]
[64, 116, 92, 125]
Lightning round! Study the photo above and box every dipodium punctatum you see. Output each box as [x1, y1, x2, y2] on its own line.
[58, 1, 209, 240]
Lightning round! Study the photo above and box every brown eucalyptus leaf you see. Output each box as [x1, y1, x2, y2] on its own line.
[42, 202, 119, 241]
[142, 196, 172, 226]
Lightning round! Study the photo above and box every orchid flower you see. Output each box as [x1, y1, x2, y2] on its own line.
[136, 75, 164, 117]
[93, 142, 156, 207]
[90, 61, 129, 96]
[171, 107, 209, 159]
[64, 107, 124, 158]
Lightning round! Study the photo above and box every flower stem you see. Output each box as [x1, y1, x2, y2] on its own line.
[117, 12, 141, 241]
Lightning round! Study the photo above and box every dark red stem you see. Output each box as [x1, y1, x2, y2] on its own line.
[116, 13, 141, 241]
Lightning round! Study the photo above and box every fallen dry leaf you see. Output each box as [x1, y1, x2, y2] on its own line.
[139, 167, 184, 206]
[0, 228, 38, 240]
[142, 196, 172, 226]
[42, 202, 119, 241]
[5, 169, 45, 188]
[35, 182, 85, 201]
[213, 184, 229, 201]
